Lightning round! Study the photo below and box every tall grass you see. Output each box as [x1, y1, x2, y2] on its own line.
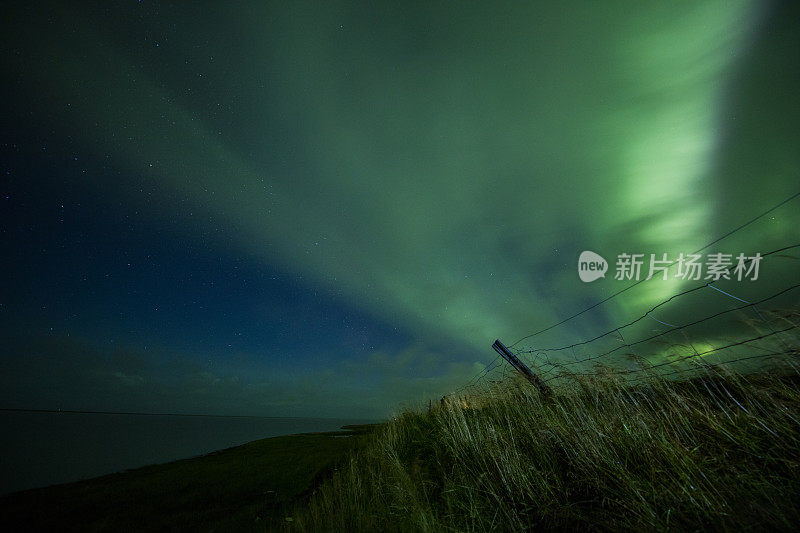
[289, 358, 800, 531]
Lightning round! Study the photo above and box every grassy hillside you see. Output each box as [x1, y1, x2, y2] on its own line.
[3, 367, 799, 532]
[0, 425, 376, 532]
[290, 366, 800, 531]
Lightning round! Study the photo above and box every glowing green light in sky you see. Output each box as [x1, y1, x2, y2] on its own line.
[21, 0, 796, 372]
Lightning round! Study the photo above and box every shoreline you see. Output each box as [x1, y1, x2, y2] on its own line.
[0, 424, 378, 531]
[0, 410, 379, 496]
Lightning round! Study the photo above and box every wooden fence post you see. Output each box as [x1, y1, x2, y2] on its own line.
[492, 339, 552, 397]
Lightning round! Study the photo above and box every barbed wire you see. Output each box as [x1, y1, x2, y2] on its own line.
[541, 323, 798, 384]
[627, 350, 797, 384]
[524, 281, 800, 368]
[508, 188, 800, 348]
[516, 242, 799, 359]
[447, 188, 800, 398]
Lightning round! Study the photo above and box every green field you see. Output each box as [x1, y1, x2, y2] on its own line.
[290, 367, 800, 531]
[0, 425, 376, 532]
[3, 365, 800, 531]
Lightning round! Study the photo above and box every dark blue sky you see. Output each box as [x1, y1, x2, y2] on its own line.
[2, 151, 409, 358]
[1, 136, 436, 416]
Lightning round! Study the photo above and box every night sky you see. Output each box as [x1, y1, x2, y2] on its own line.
[2, 1, 799, 418]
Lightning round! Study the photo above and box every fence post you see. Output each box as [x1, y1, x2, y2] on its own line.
[492, 339, 552, 397]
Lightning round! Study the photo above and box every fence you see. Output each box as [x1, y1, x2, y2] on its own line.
[451, 189, 800, 397]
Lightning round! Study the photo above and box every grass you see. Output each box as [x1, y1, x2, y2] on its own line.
[289, 362, 800, 531]
[0, 425, 376, 532]
[3, 345, 799, 531]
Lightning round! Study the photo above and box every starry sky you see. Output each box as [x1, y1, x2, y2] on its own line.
[1, 1, 799, 418]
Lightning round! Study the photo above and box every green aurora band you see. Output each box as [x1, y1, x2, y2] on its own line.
[8, 1, 799, 394]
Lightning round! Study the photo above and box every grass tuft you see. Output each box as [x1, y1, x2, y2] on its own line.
[290, 362, 800, 531]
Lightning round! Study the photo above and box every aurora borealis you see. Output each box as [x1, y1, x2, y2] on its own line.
[2, 1, 799, 418]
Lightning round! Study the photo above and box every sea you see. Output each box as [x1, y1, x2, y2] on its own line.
[0, 410, 374, 495]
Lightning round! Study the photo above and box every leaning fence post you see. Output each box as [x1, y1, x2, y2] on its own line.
[492, 339, 552, 397]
